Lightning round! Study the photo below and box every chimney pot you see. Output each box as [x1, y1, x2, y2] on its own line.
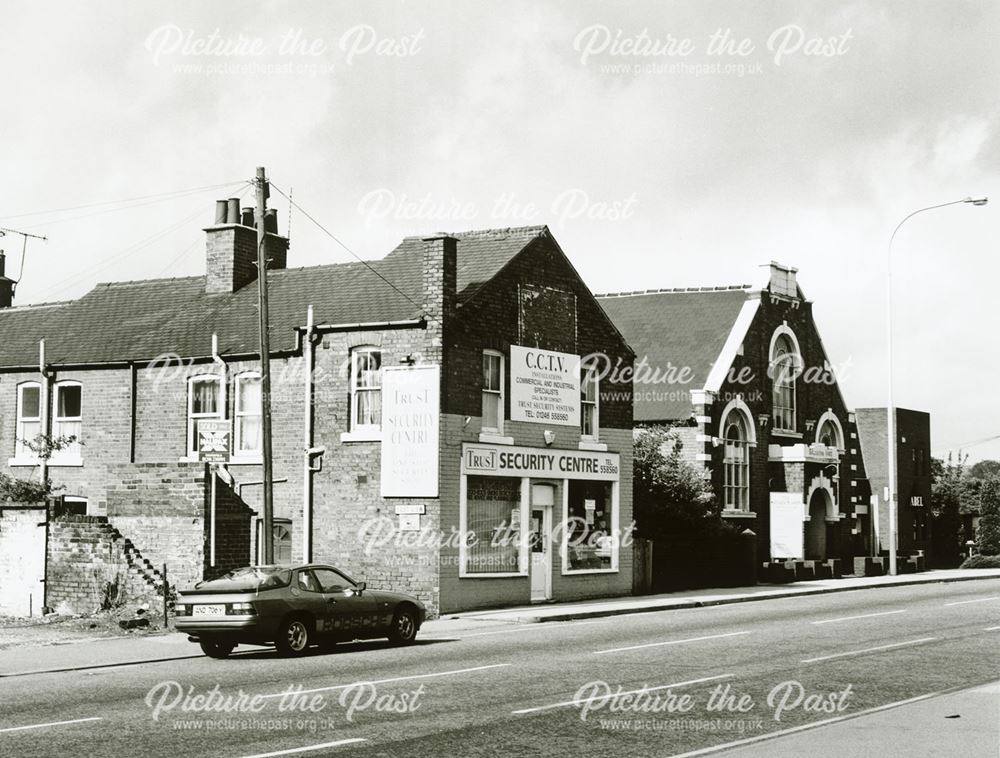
[264, 208, 279, 234]
[241, 207, 255, 227]
[226, 198, 241, 225]
[214, 200, 228, 225]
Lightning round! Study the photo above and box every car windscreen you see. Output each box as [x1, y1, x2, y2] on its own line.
[195, 567, 291, 591]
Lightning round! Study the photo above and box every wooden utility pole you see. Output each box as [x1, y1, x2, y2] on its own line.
[255, 166, 275, 564]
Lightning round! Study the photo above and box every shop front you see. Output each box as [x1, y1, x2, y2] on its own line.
[459, 443, 623, 603]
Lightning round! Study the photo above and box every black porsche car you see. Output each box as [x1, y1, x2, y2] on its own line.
[174, 564, 426, 658]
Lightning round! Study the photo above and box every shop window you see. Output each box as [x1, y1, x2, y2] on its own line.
[188, 375, 223, 457]
[581, 364, 599, 439]
[481, 350, 504, 433]
[770, 331, 799, 432]
[350, 347, 382, 432]
[465, 476, 521, 574]
[234, 373, 262, 456]
[565, 480, 614, 571]
[723, 410, 750, 511]
[14, 382, 41, 460]
[51, 381, 83, 463]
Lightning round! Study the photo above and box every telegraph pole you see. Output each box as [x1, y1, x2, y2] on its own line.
[255, 167, 275, 564]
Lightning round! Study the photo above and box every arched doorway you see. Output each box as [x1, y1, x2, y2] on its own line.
[805, 489, 831, 560]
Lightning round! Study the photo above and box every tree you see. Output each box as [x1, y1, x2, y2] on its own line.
[969, 460, 1000, 482]
[931, 454, 972, 567]
[633, 426, 716, 538]
[976, 476, 1000, 556]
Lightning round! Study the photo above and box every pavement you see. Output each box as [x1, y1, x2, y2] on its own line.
[2, 567, 998, 677]
[704, 680, 1000, 758]
[447, 567, 1000, 623]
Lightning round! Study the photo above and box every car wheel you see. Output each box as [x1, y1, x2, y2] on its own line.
[199, 637, 236, 659]
[388, 607, 418, 645]
[276, 616, 312, 656]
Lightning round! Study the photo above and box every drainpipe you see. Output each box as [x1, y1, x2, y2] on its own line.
[302, 306, 315, 563]
[38, 339, 49, 490]
[128, 361, 137, 463]
[209, 333, 227, 568]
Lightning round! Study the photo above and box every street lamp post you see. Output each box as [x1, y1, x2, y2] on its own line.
[885, 196, 987, 575]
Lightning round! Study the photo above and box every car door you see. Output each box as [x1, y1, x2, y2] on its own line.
[311, 567, 379, 638]
[290, 568, 331, 635]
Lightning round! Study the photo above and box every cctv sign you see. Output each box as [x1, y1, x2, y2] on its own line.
[509, 345, 580, 426]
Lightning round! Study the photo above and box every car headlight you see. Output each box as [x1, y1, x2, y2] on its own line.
[226, 602, 257, 615]
[174, 603, 190, 616]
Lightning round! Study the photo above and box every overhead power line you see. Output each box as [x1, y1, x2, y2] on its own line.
[934, 434, 1000, 455]
[0, 181, 247, 224]
[268, 181, 432, 323]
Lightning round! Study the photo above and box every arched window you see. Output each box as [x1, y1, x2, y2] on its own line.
[723, 411, 750, 511]
[770, 331, 800, 432]
[818, 420, 840, 449]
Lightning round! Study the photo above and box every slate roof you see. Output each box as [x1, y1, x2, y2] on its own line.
[596, 287, 752, 422]
[0, 226, 548, 368]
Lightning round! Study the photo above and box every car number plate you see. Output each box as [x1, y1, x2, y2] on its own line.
[192, 604, 226, 617]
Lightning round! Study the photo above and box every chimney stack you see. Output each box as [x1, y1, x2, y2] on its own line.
[421, 233, 458, 365]
[204, 198, 288, 295]
[763, 261, 799, 299]
[0, 251, 14, 309]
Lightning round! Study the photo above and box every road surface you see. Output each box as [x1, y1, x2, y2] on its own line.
[2, 579, 998, 757]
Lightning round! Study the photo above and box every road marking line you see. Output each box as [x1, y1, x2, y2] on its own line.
[593, 631, 750, 655]
[0, 717, 103, 734]
[423, 620, 607, 640]
[260, 663, 511, 699]
[945, 596, 1000, 606]
[802, 637, 937, 664]
[237, 738, 366, 758]
[811, 610, 908, 625]
[984, 626, 1000, 631]
[664, 690, 944, 758]
[511, 674, 732, 715]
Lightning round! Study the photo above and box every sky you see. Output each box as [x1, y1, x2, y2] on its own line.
[1, 0, 997, 461]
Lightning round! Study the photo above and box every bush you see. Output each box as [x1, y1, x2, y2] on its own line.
[0, 473, 52, 502]
[960, 554, 1000, 569]
[976, 476, 1000, 556]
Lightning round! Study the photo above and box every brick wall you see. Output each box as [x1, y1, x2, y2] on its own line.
[0, 366, 133, 511]
[45, 515, 162, 614]
[104, 463, 207, 590]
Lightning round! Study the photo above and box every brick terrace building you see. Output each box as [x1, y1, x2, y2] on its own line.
[0, 206, 634, 615]
[854, 407, 933, 558]
[598, 263, 875, 568]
